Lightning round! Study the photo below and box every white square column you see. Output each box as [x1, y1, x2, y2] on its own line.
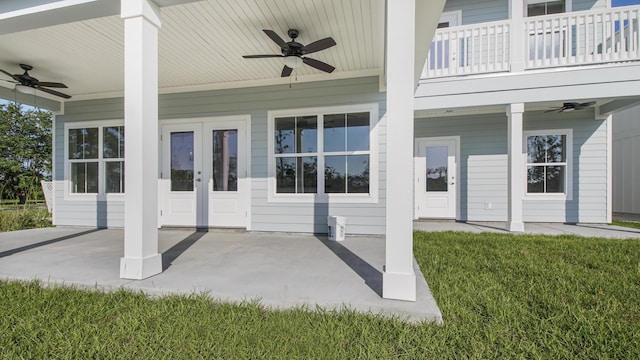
[119, 0, 163, 279]
[383, 0, 417, 301]
[506, 103, 525, 233]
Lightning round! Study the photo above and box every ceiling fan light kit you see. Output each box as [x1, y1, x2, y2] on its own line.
[243, 29, 337, 77]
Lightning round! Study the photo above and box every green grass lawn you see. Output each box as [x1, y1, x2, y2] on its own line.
[0, 207, 51, 232]
[1, 232, 639, 358]
[613, 219, 640, 230]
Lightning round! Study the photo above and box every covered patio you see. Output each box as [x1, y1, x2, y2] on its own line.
[0, 228, 442, 323]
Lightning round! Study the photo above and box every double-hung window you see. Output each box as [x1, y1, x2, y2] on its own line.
[525, 130, 572, 197]
[66, 122, 125, 196]
[269, 104, 378, 203]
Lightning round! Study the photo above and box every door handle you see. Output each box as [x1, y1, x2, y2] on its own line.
[450, 182, 455, 185]
[196, 178, 201, 182]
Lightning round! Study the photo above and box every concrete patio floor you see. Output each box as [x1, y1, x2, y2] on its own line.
[0, 227, 442, 323]
[413, 221, 640, 238]
[2, 222, 637, 324]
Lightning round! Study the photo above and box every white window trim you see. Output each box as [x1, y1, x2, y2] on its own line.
[267, 103, 379, 204]
[523, 128, 573, 201]
[64, 120, 125, 201]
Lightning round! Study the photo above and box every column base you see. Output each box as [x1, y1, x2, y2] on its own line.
[120, 254, 162, 280]
[506, 221, 525, 233]
[383, 270, 416, 301]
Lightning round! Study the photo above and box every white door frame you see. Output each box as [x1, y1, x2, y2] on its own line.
[414, 136, 460, 220]
[159, 115, 251, 229]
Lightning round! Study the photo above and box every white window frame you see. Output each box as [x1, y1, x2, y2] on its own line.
[525, 0, 571, 16]
[267, 104, 379, 204]
[523, 129, 573, 200]
[64, 120, 125, 201]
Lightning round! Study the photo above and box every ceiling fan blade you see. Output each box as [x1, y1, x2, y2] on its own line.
[302, 37, 336, 55]
[281, 66, 293, 77]
[575, 101, 596, 109]
[38, 81, 68, 88]
[0, 69, 20, 82]
[302, 57, 335, 73]
[263, 29, 289, 50]
[35, 86, 71, 99]
[544, 108, 563, 113]
[243, 54, 284, 59]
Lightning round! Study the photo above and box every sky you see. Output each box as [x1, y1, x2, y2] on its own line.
[613, 0, 640, 6]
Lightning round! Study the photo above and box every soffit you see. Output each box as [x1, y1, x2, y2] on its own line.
[0, 0, 384, 101]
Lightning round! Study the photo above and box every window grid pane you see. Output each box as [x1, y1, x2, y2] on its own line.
[526, 134, 568, 194]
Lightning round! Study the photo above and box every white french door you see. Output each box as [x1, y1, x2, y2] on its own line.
[415, 137, 459, 219]
[160, 118, 248, 228]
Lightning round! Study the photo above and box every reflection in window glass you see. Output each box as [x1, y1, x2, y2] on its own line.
[212, 129, 238, 192]
[297, 116, 317, 153]
[71, 162, 99, 193]
[346, 113, 369, 151]
[276, 157, 296, 193]
[69, 128, 99, 159]
[426, 146, 448, 192]
[347, 155, 369, 193]
[103, 126, 125, 158]
[325, 155, 370, 194]
[105, 161, 125, 193]
[527, 134, 567, 194]
[325, 156, 346, 193]
[171, 132, 194, 192]
[275, 117, 295, 154]
[324, 114, 346, 152]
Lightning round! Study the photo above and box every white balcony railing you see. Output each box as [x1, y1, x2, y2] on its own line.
[423, 5, 640, 79]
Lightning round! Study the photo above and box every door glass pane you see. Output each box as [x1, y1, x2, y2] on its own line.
[212, 129, 238, 192]
[426, 146, 448, 192]
[171, 132, 194, 192]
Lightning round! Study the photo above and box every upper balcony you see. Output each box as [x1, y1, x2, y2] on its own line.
[421, 5, 640, 80]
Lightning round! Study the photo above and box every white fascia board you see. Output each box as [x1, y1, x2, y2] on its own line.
[416, 64, 640, 110]
[0, 0, 119, 35]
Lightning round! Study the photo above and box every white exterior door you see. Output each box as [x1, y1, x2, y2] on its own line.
[203, 120, 248, 228]
[161, 118, 248, 228]
[415, 137, 458, 219]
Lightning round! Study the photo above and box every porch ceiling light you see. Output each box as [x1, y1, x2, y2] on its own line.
[283, 56, 303, 69]
[16, 84, 36, 96]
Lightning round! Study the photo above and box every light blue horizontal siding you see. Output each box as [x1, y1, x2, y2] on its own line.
[54, 76, 387, 234]
[444, 0, 508, 25]
[415, 109, 608, 223]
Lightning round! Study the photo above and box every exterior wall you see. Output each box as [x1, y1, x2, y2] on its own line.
[415, 109, 608, 223]
[54, 76, 386, 234]
[441, 0, 607, 27]
[613, 104, 640, 214]
[443, 0, 508, 25]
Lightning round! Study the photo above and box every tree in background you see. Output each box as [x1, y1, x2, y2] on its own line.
[0, 102, 52, 203]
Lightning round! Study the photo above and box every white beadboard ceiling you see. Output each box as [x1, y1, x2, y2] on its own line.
[0, 0, 385, 101]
